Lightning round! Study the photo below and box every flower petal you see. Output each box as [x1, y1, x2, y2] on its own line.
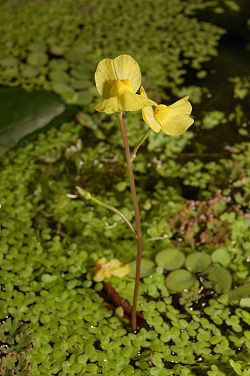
[95, 97, 119, 114]
[111, 264, 130, 278]
[142, 106, 162, 133]
[118, 91, 156, 112]
[93, 258, 130, 281]
[161, 114, 194, 136]
[154, 97, 194, 136]
[168, 96, 192, 114]
[95, 58, 117, 98]
[113, 55, 141, 93]
[140, 87, 161, 133]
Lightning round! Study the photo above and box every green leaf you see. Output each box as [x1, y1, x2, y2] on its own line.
[205, 265, 232, 293]
[128, 259, 155, 278]
[229, 283, 250, 303]
[229, 359, 243, 375]
[0, 88, 65, 154]
[155, 248, 185, 271]
[1, 57, 18, 67]
[239, 298, 250, 308]
[185, 252, 212, 273]
[27, 52, 48, 67]
[165, 269, 196, 293]
[49, 70, 70, 84]
[49, 45, 66, 56]
[73, 90, 94, 105]
[51, 83, 75, 95]
[41, 274, 58, 283]
[21, 65, 39, 78]
[212, 248, 231, 266]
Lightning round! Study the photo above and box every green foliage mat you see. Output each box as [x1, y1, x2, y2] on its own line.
[0, 0, 224, 102]
[0, 0, 250, 375]
[1, 117, 250, 375]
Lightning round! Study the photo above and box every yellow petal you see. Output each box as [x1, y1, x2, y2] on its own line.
[95, 97, 119, 114]
[97, 257, 107, 265]
[154, 98, 194, 136]
[140, 87, 161, 133]
[142, 106, 162, 133]
[111, 264, 130, 278]
[93, 258, 130, 281]
[95, 58, 117, 98]
[118, 91, 156, 112]
[168, 96, 192, 114]
[95, 54, 142, 98]
[161, 114, 194, 136]
[110, 79, 133, 97]
[113, 55, 141, 93]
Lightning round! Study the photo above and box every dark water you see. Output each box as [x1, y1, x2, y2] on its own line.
[185, 1, 250, 152]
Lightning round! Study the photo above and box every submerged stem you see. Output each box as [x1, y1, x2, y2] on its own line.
[118, 112, 143, 333]
[75, 186, 137, 238]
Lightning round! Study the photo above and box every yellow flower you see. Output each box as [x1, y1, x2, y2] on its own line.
[93, 257, 130, 282]
[94, 54, 156, 114]
[140, 87, 194, 136]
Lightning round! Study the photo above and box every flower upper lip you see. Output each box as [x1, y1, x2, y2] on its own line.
[95, 54, 142, 98]
[94, 54, 156, 114]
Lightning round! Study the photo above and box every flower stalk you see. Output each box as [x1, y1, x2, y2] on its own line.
[75, 186, 137, 238]
[131, 129, 151, 162]
[118, 112, 143, 333]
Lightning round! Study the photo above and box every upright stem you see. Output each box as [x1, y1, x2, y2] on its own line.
[118, 112, 143, 333]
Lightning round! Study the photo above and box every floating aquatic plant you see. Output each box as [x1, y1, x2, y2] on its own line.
[1, 116, 250, 374]
[0, 0, 225, 102]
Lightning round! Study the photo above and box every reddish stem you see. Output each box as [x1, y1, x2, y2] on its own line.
[118, 112, 143, 333]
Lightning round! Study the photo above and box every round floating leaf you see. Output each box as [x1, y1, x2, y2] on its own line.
[73, 90, 94, 105]
[64, 45, 85, 63]
[70, 68, 92, 80]
[22, 65, 39, 78]
[29, 42, 47, 52]
[185, 252, 211, 273]
[41, 274, 58, 283]
[129, 259, 155, 278]
[62, 90, 78, 104]
[3, 67, 18, 80]
[155, 248, 185, 271]
[71, 80, 91, 90]
[165, 269, 196, 293]
[212, 248, 231, 266]
[1, 57, 18, 67]
[27, 52, 48, 67]
[52, 83, 75, 96]
[49, 59, 69, 71]
[115, 181, 128, 192]
[205, 265, 232, 293]
[49, 70, 70, 84]
[49, 45, 66, 56]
